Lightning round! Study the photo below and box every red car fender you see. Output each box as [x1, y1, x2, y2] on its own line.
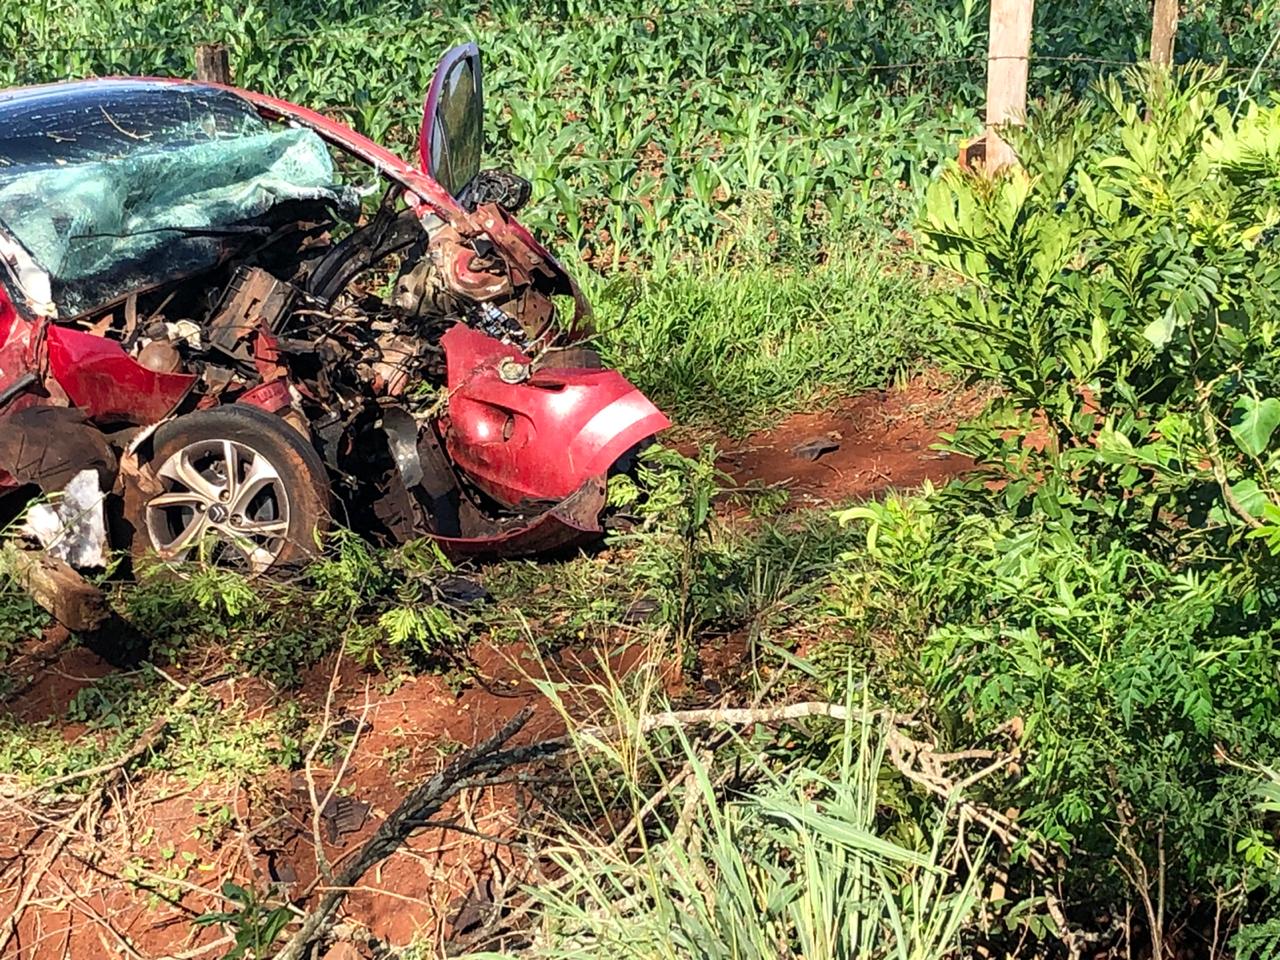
[440, 324, 669, 506]
[45, 324, 195, 424]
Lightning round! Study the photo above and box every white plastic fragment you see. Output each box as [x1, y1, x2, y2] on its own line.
[20, 469, 110, 569]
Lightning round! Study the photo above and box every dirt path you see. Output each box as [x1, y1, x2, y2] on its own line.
[710, 371, 983, 508]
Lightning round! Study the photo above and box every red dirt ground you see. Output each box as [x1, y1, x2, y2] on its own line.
[708, 370, 985, 509]
[0, 373, 983, 959]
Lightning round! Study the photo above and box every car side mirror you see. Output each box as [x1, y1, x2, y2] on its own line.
[458, 169, 531, 213]
[420, 44, 484, 198]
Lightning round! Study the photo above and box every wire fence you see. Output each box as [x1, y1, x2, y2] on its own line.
[8, 40, 1275, 78]
[6, 1, 1276, 171]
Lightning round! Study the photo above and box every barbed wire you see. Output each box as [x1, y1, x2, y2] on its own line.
[9, 42, 1272, 81]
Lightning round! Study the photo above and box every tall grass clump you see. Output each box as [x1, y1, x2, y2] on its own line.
[461, 671, 984, 960]
[592, 240, 936, 429]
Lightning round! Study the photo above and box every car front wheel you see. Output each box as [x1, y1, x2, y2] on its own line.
[128, 405, 330, 574]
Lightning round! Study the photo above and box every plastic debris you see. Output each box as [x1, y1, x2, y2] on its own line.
[20, 468, 110, 568]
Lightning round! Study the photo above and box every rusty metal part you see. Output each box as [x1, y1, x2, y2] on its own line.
[320, 794, 371, 844]
[372, 332, 420, 396]
[513, 288, 555, 340]
[136, 338, 182, 373]
[393, 254, 454, 318]
[429, 223, 511, 302]
[207, 266, 297, 362]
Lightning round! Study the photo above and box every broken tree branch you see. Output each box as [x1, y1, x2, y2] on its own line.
[271, 707, 539, 960]
[2, 543, 108, 632]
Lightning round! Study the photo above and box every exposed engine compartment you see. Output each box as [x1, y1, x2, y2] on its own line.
[0, 68, 669, 572]
[62, 183, 586, 547]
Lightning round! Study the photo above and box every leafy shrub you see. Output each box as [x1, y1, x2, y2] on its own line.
[0, 577, 50, 666]
[835, 487, 1280, 948]
[850, 65, 1280, 949]
[919, 65, 1280, 556]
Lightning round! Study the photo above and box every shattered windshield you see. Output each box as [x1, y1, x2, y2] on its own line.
[0, 80, 355, 318]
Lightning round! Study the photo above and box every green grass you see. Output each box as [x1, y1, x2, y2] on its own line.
[592, 240, 937, 430]
[0, 667, 305, 787]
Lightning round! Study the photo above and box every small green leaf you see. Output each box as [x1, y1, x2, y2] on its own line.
[1142, 309, 1177, 350]
[1229, 479, 1269, 518]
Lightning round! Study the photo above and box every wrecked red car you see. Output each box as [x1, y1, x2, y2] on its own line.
[0, 45, 669, 573]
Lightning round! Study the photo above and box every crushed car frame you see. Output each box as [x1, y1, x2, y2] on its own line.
[0, 44, 669, 575]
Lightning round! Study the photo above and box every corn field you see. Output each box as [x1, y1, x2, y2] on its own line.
[4, 0, 1275, 267]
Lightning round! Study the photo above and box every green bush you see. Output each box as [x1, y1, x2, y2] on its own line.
[919, 65, 1280, 555]
[835, 488, 1280, 949]
[842, 65, 1280, 950]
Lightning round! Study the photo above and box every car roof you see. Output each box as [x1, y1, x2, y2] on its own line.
[0, 77, 246, 118]
[0, 78, 265, 170]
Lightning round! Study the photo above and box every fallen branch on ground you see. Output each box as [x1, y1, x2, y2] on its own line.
[2, 543, 109, 633]
[273, 697, 1029, 960]
[271, 707, 546, 960]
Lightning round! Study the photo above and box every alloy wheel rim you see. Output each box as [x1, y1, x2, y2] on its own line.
[144, 439, 290, 573]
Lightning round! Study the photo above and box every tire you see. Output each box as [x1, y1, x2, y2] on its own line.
[122, 404, 330, 574]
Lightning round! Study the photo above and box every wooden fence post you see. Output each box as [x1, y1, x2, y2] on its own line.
[1150, 0, 1179, 67]
[984, 0, 1035, 174]
[194, 43, 231, 84]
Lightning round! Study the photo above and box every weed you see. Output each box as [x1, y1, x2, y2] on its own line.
[0, 668, 305, 786]
[0, 576, 49, 665]
[193, 881, 293, 960]
[471, 673, 984, 959]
